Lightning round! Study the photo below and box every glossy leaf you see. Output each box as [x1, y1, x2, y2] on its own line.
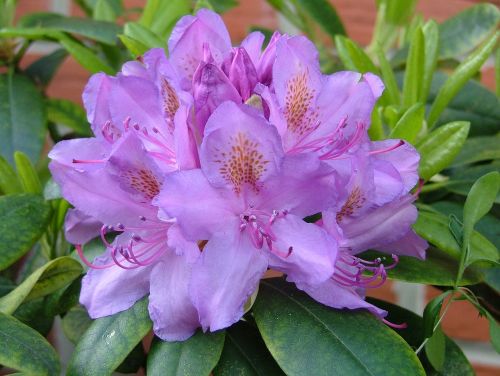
[417, 121, 470, 180]
[94, 0, 117, 22]
[118, 34, 149, 57]
[14, 151, 42, 194]
[213, 321, 285, 376]
[389, 103, 424, 143]
[253, 278, 425, 376]
[148, 330, 225, 376]
[462, 172, 500, 267]
[414, 211, 498, 267]
[368, 298, 474, 375]
[0, 256, 82, 315]
[58, 35, 114, 74]
[375, 45, 400, 106]
[427, 32, 499, 128]
[379, 0, 417, 25]
[402, 27, 424, 107]
[0, 155, 22, 194]
[439, 3, 500, 59]
[0, 194, 51, 270]
[46, 98, 92, 136]
[67, 297, 152, 376]
[296, 0, 346, 38]
[25, 49, 68, 88]
[0, 73, 47, 164]
[0, 312, 60, 375]
[139, 0, 190, 39]
[487, 313, 500, 354]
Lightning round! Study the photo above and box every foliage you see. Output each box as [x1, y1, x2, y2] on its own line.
[0, 0, 498, 374]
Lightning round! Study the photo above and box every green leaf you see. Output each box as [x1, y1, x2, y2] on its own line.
[118, 34, 149, 57]
[46, 98, 91, 136]
[389, 103, 424, 143]
[0, 73, 47, 165]
[21, 12, 121, 45]
[427, 32, 499, 128]
[0, 26, 62, 40]
[402, 27, 424, 107]
[253, 278, 425, 376]
[421, 20, 439, 102]
[368, 298, 474, 375]
[67, 297, 152, 376]
[58, 35, 114, 74]
[462, 172, 500, 267]
[0, 312, 60, 375]
[139, 0, 190, 39]
[295, 0, 346, 38]
[14, 151, 42, 194]
[25, 49, 68, 88]
[62, 305, 92, 344]
[94, 0, 117, 22]
[425, 325, 446, 372]
[360, 248, 482, 286]
[148, 330, 225, 376]
[417, 121, 470, 180]
[213, 321, 285, 376]
[123, 21, 164, 49]
[487, 313, 500, 353]
[438, 3, 500, 59]
[451, 136, 500, 167]
[375, 45, 400, 106]
[414, 211, 498, 267]
[335, 35, 379, 74]
[206, 0, 238, 13]
[0, 155, 22, 194]
[0, 194, 51, 270]
[423, 292, 451, 338]
[424, 71, 500, 136]
[0, 256, 83, 314]
[379, 0, 417, 25]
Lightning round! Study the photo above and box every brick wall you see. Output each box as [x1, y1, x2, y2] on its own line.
[13, 1, 500, 374]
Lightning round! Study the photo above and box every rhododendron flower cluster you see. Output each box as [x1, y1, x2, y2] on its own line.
[49, 9, 427, 341]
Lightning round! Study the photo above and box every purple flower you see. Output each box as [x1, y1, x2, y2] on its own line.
[156, 101, 340, 331]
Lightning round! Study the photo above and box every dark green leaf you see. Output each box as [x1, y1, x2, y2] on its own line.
[207, 0, 238, 13]
[402, 26, 424, 107]
[25, 49, 68, 88]
[295, 0, 346, 38]
[0, 312, 60, 375]
[417, 121, 470, 180]
[0, 256, 83, 314]
[421, 20, 439, 102]
[425, 326, 446, 372]
[67, 297, 152, 376]
[253, 278, 425, 376]
[368, 298, 474, 375]
[46, 98, 91, 136]
[439, 3, 500, 59]
[62, 304, 92, 344]
[148, 330, 225, 376]
[451, 136, 500, 167]
[213, 321, 285, 376]
[423, 292, 451, 338]
[487, 313, 500, 353]
[14, 297, 55, 336]
[0, 194, 51, 270]
[427, 32, 499, 127]
[21, 12, 121, 45]
[0, 73, 47, 164]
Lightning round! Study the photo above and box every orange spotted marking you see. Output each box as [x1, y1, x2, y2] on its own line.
[122, 168, 161, 201]
[336, 187, 365, 222]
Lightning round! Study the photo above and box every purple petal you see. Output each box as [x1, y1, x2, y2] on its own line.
[240, 31, 265, 67]
[64, 209, 102, 245]
[200, 101, 284, 193]
[267, 214, 337, 287]
[377, 229, 428, 259]
[190, 226, 268, 331]
[225, 47, 258, 100]
[168, 9, 231, 81]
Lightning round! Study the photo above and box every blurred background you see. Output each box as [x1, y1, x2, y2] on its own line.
[11, 1, 500, 374]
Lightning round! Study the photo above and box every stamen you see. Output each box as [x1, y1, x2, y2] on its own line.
[76, 244, 115, 269]
[72, 158, 106, 164]
[382, 318, 408, 329]
[369, 140, 404, 155]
